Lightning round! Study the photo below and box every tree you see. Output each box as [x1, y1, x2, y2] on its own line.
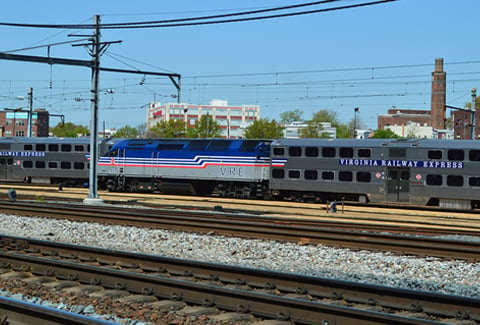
[147, 119, 185, 138]
[370, 129, 400, 139]
[187, 115, 222, 138]
[113, 125, 140, 138]
[50, 122, 89, 137]
[311, 109, 340, 125]
[280, 109, 303, 124]
[244, 118, 284, 139]
[299, 123, 330, 138]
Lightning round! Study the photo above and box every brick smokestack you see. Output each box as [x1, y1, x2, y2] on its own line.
[431, 58, 446, 131]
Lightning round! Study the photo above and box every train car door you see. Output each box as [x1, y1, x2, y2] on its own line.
[386, 168, 410, 202]
[0, 158, 7, 180]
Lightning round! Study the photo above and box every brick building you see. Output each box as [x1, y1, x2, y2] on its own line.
[377, 58, 451, 139]
[0, 109, 49, 137]
[146, 100, 260, 138]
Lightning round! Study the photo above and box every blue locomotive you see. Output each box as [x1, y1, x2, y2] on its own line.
[97, 138, 271, 198]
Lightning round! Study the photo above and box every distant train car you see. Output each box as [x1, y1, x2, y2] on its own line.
[270, 138, 480, 209]
[0, 137, 117, 186]
[97, 138, 271, 198]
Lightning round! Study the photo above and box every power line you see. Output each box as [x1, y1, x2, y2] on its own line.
[0, 0, 397, 29]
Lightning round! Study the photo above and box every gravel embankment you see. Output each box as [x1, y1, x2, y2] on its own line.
[0, 212, 479, 298]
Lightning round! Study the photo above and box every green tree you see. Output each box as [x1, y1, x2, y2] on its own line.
[187, 115, 222, 138]
[300, 109, 351, 138]
[244, 118, 284, 139]
[280, 109, 303, 124]
[147, 119, 185, 138]
[371, 129, 400, 139]
[311, 109, 340, 125]
[50, 122, 89, 137]
[299, 123, 330, 138]
[113, 125, 140, 138]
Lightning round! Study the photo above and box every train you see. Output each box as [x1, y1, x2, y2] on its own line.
[97, 137, 480, 210]
[2, 136, 480, 210]
[0, 137, 118, 186]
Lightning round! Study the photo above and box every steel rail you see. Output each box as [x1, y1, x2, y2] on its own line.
[0, 201, 479, 261]
[0, 295, 115, 325]
[0, 236, 476, 324]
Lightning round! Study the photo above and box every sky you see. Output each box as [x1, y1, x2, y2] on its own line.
[0, 0, 479, 131]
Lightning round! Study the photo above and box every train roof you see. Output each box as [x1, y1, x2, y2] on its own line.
[0, 137, 115, 144]
[271, 138, 480, 149]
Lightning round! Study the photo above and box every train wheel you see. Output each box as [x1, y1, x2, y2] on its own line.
[106, 179, 116, 192]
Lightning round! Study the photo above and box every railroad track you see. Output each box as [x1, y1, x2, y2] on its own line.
[0, 235, 478, 324]
[0, 200, 479, 262]
[3, 184, 480, 235]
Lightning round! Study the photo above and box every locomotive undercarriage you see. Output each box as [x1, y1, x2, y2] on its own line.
[101, 176, 270, 199]
[272, 189, 361, 204]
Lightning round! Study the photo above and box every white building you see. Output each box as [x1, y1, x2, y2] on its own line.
[146, 100, 260, 138]
[283, 121, 337, 138]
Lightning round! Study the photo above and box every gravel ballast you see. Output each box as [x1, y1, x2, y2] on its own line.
[0, 212, 479, 299]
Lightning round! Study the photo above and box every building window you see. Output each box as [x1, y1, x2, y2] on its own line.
[15, 131, 25, 136]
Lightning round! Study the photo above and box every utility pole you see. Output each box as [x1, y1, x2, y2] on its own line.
[85, 15, 102, 203]
[472, 88, 477, 140]
[28, 87, 33, 137]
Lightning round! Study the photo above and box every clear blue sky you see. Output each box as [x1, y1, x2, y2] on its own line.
[0, 0, 478, 130]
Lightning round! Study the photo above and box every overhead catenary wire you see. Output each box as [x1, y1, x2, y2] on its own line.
[0, 0, 397, 29]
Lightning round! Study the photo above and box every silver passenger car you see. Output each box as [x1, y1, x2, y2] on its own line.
[270, 138, 480, 209]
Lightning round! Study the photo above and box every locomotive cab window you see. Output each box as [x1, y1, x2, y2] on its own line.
[389, 148, 406, 158]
